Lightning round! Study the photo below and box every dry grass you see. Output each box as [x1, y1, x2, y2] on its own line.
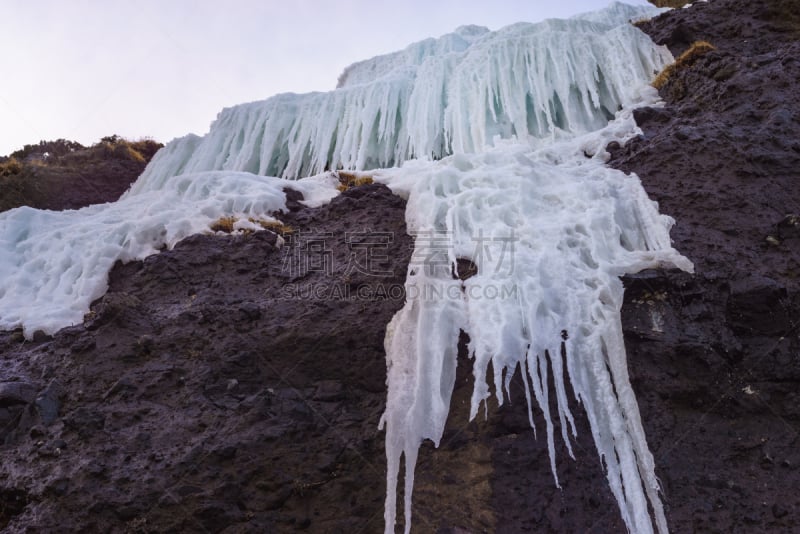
[99, 138, 147, 163]
[0, 158, 22, 177]
[114, 143, 146, 163]
[210, 216, 238, 233]
[652, 41, 717, 90]
[249, 218, 294, 236]
[336, 171, 374, 192]
[126, 139, 163, 161]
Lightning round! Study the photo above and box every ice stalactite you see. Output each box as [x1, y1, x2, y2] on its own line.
[377, 100, 692, 534]
[134, 3, 670, 189]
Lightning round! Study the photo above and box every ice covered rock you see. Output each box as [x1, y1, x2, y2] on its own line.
[0, 4, 687, 534]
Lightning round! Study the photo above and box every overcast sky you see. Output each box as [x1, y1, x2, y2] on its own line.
[0, 0, 653, 156]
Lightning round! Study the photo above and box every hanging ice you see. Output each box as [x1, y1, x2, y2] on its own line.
[376, 105, 692, 533]
[369, 4, 689, 534]
[133, 2, 671, 189]
[0, 172, 339, 336]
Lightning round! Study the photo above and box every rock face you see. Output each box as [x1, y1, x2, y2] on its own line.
[0, 184, 412, 532]
[609, 0, 800, 531]
[1, 1, 799, 532]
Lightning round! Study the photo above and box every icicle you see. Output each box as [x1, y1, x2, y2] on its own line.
[133, 3, 670, 190]
[378, 95, 692, 533]
[380, 271, 467, 533]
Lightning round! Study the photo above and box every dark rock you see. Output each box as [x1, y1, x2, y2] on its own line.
[0, 488, 29, 528]
[726, 276, 789, 335]
[9, 330, 25, 343]
[70, 335, 96, 354]
[712, 63, 738, 81]
[282, 187, 305, 212]
[633, 106, 672, 125]
[312, 380, 345, 402]
[102, 377, 135, 400]
[238, 302, 262, 321]
[674, 125, 699, 141]
[64, 407, 105, 436]
[45, 477, 70, 497]
[31, 330, 52, 343]
[0, 382, 37, 406]
[776, 214, 800, 241]
[86, 291, 144, 330]
[614, 2, 800, 532]
[773, 503, 789, 519]
[213, 445, 237, 460]
[35, 380, 62, 425]
[452, 258, 478, 281]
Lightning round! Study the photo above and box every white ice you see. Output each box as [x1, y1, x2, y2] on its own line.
[135, 2, 670, 185]
[0, 172, 338, 337]
[377, 87, 692, 534]
[371, 4, 687, 534]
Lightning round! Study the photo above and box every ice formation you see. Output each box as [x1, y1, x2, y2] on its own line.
[376, 95, 692, 533]
[365, 4, 691, 534]
[0, 173, 338, 336]
[0, 2, 691, 533]
[134, 2, 670, 186]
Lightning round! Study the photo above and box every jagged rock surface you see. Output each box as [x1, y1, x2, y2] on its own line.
[0, 185, 412, 532]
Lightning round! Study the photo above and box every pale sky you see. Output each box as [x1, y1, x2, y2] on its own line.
[0, 0, 652, 156]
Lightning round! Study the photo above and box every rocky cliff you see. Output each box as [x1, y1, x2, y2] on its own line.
[1, 1, 799, 532]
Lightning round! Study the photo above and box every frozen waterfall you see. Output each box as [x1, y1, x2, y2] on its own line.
[131, 2, 671, 189]
[0, 2, 691, 533]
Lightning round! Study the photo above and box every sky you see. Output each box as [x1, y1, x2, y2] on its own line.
[0, 0, 653, 156]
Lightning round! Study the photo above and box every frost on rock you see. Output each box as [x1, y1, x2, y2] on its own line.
[377, 96, 692, 534]
[136, 2, 670, 186]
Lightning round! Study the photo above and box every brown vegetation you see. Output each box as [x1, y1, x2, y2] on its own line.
[335, 170, 374, 192]
[250, 218, 294, 236]
[652, 40, 716, 89]
[0, 158, 22, 177]
[209, 216, 238, 233]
